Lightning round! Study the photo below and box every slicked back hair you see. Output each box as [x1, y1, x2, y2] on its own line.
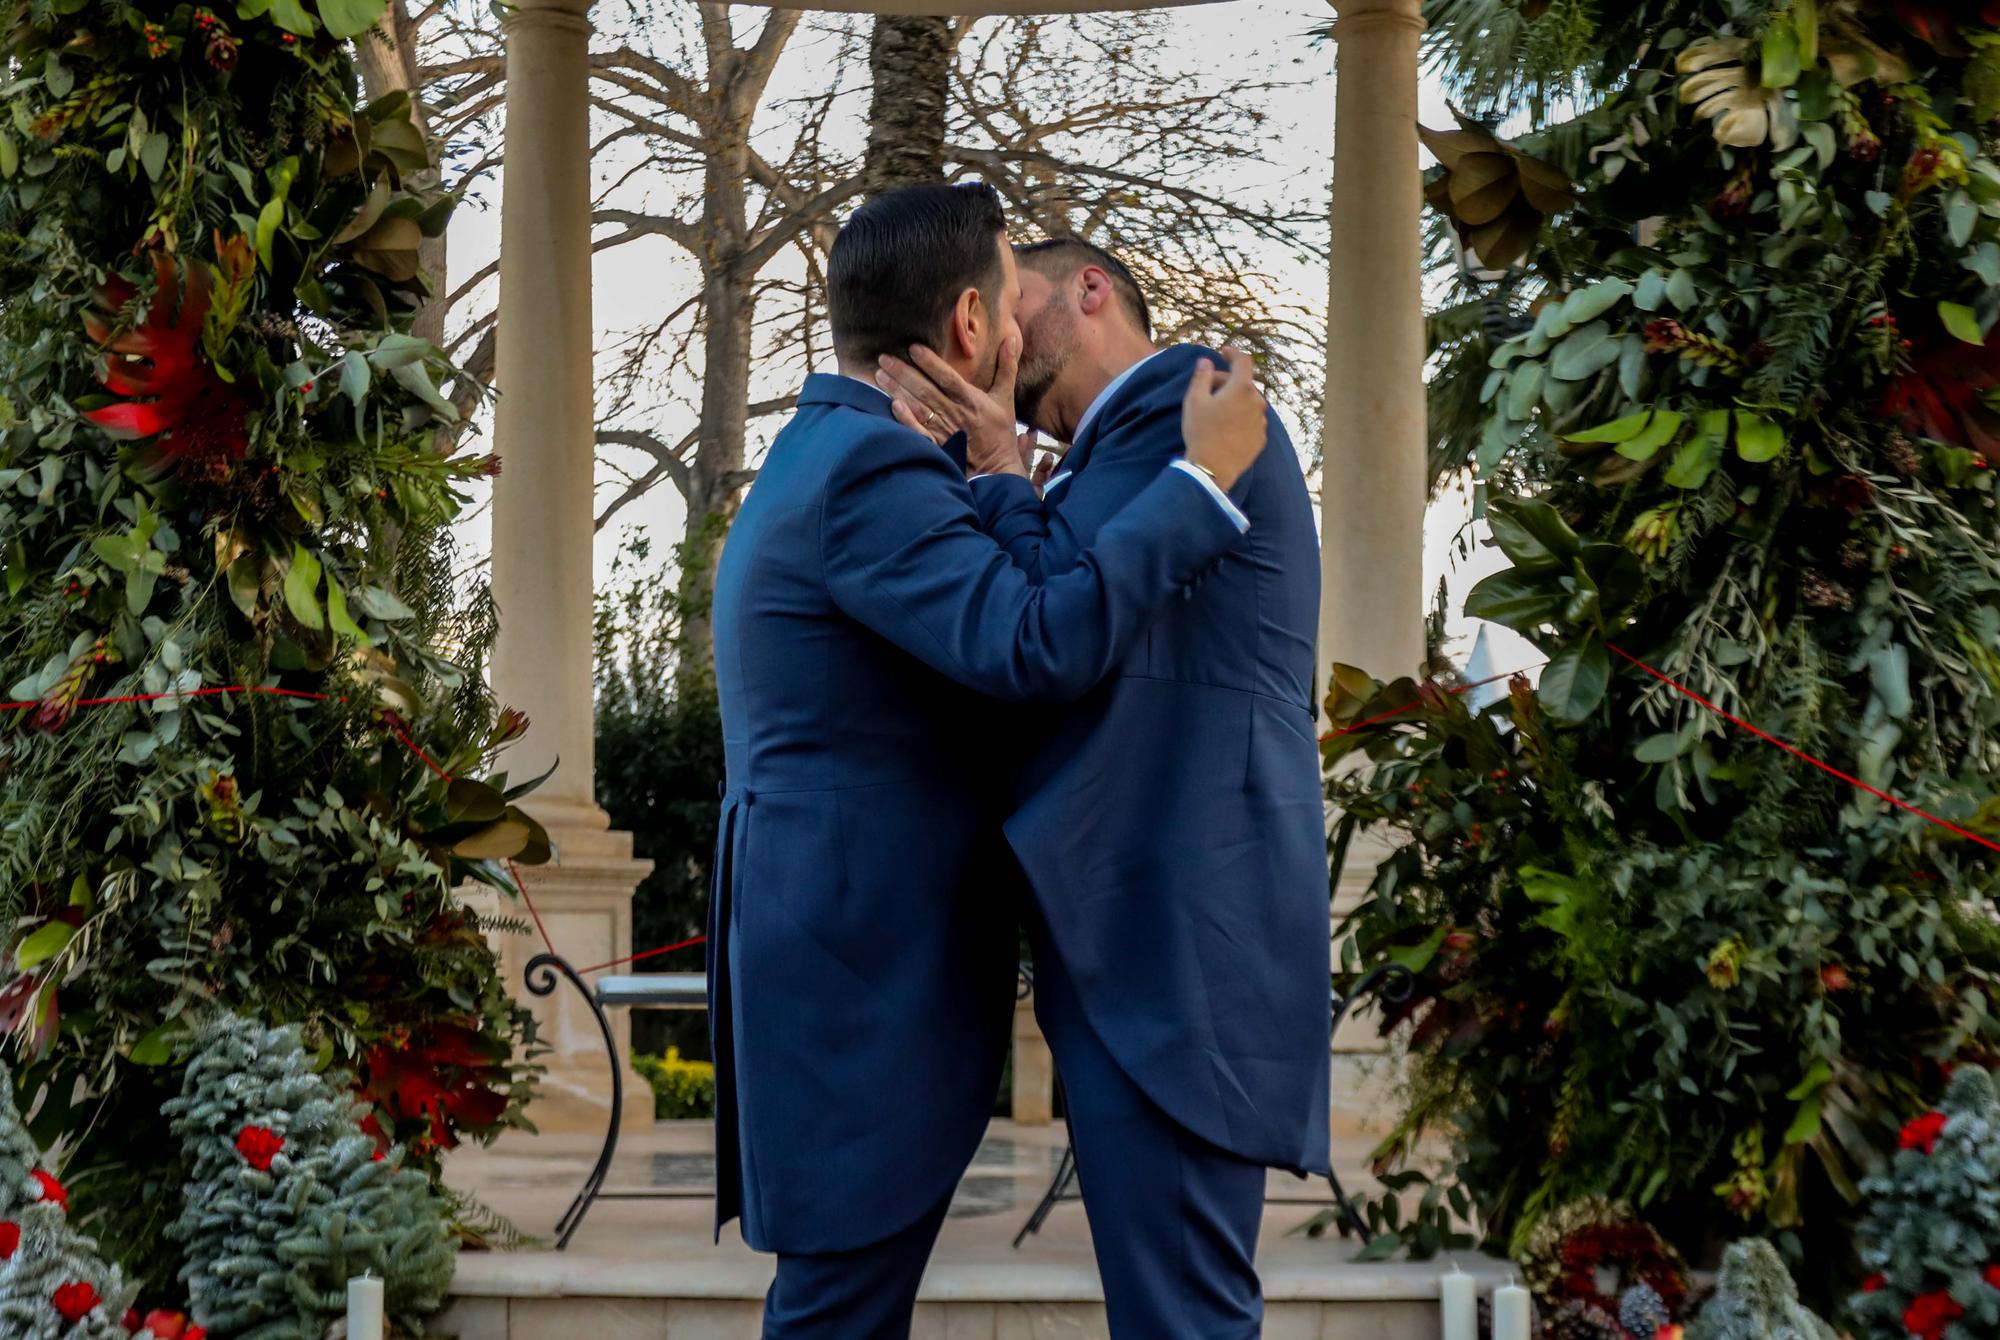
[1016, 237, 1152, 339]
[828, 182, 1009, 366]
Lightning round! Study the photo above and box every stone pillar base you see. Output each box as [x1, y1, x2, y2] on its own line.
[463, 822, 657, 1136]
[1011, 991, 1054, 1126]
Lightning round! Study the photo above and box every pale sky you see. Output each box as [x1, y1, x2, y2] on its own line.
[446, 0, 1539, 686]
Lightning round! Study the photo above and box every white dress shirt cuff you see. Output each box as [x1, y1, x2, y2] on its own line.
[1169, 459, 1250, 533]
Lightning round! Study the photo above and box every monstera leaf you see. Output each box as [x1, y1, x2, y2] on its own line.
[1678, 36, 1801, 149]
[1421, 116, 1573, 272]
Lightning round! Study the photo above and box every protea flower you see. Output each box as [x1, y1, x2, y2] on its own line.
[83, 251, 251, 482]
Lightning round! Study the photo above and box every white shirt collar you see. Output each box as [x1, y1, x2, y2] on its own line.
[1073, 348, 1168, 443]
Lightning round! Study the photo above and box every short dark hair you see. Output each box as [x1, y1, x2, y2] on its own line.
[1016, 238, 1152, 338]
[828, 183, 1008, 365]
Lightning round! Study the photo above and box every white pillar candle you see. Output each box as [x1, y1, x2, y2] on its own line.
[346, 1273, 385, 1340]
[1493, 1281, 1533, 1340]
[1441, 1267, 1479, 1340]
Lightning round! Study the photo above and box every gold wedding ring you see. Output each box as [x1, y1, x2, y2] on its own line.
[926, 410, 943, 432]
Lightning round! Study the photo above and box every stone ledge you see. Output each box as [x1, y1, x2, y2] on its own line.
[448, 1251, 1513, 1302]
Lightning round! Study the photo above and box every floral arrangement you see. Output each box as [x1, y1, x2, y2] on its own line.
[1330, 0, 2000, 1294]
[1521, 1198, 1689, 1329]
[0, 0, 547, 1284]
[1851, 1066, 2000, 1340]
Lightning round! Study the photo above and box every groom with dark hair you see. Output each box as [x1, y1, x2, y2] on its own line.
[878, 236, 1331, 1338]
[707, 182, 1275, 1338]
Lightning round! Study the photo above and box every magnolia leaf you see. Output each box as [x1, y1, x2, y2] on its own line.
[1940, 300, 1985, 345]
[1540, 641, 1611, 723]
[447, 777, 509, 824]
[128, 1020, 182, 1066]
[265, 0, 316, 35]
[1487, 498, 1582, 570]
[1783, 1091, 1825, 1146]
[1761, 21, 1802, 88]
[325, 579, 370, 645]
[1735, 411, 1786, 462]
[1386, 926, 1452, 975]
[451, 817, 533, 861]
[1464, 570, 1566, 628]
[14, 920, 72, 971]
[1787, 1059, 1835, 1102]
[1665, 410, 1729, 488]
[1616, 410, 1687, 461]
[283, 543, 324, 631]
[316, 0, 389, 38]
[1565, 410, 1657, 444]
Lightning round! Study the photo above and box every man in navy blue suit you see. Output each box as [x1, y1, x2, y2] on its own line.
[877, 238, 1331, 1338]
[707, 184, 1276, 1339]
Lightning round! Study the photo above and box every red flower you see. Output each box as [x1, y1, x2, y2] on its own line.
[30, 1168, 68, 1208]
[1905, 1290, 1965, 1340]
[1901, 1111, 1951, 1154]
[141, 1310, 195, 1339]
[1880, 321, 2000, 465]
[124, 1309, 139, 1333]
[234, 1124, 284, 1171]
[1864, 1273, 1887, 1293]
[53, 1281, 101, 1323]
[0, 1221, 17, 1258]
[1822, 964, 1852, 992]
[1986, 1265, 2000, 1289]
[83, 252, 250, 483]
[1891, 1, 2000, 53]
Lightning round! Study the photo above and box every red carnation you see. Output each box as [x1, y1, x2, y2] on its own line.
[53, 1281, 101, 1323]
[30, 1168, 68, 1208]
[1905, 1290, 1965, 1340]
[1901, 1111, 1951, 1154]
[0, 1220, 17, 1258]
[234, 1124, 284, 1172]
[124, 1309, 139, 1333]
[142, 1310, 196, 1339]
[1863, 1272, 1886, 1293]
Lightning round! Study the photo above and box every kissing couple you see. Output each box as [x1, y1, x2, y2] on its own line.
[708, 181, 1331, 1339]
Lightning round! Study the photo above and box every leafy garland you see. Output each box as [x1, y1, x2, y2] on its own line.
[1332, 0, 2000, 1291]
[0, 0, 546, 1284]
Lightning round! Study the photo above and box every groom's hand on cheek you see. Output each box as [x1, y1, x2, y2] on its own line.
[877, 337, 1032, 479]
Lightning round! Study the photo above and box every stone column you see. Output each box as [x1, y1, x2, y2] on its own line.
[1320, 0, 1428, 684]
[1012, 994, 1054, 1126]
[485, 0, 653, 1136]
[1320, 0, 1427, 1145]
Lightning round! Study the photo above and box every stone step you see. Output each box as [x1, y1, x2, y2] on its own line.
[439, 1254, 1510, 1339]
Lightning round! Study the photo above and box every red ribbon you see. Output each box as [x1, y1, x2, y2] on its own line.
[1324, 642, 2000, 857]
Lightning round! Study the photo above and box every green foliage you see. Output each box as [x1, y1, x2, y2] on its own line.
[1690, 1239, 1836, 1340]
[164, 1015, 453, 1339]
[1850, 1067, 2000, 1340]
[0, 0, 543, 1285]
[594, 535, 723, 1058]
[1336, 0, 2000, 1292]
[0, 1065, 135, 1339]
[633, 1048, 716, 1121]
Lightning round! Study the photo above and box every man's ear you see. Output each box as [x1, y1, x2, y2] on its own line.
[948, 285, 985, 361]
[1076, 266, 1113, 318]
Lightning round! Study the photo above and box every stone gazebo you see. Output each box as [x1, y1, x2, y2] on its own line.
[453, 0, 1445, 1327]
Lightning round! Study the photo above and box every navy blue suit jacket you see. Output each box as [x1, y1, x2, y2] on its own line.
[707, 373, 1249, 1253]
[973, 345, 1333, 1176]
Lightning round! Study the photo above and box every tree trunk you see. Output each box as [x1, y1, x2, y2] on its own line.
[865, 17, 953, 194]
[677, 142, 756, 692]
